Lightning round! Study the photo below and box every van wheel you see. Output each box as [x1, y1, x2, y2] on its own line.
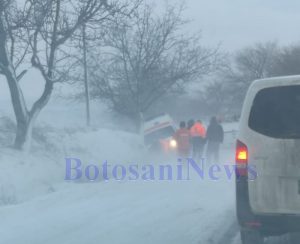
[241, 229, 264, 244]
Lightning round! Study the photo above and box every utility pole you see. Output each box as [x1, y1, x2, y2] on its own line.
[82, 23, 91, 126]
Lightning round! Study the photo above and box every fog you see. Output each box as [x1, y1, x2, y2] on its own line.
[1, 0, 300, 101]
[1, 1, 300, 244]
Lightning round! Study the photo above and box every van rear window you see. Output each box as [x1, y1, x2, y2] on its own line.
[249, 85, 300, 139]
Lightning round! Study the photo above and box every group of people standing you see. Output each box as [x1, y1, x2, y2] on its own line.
[173, 117, 224, 163]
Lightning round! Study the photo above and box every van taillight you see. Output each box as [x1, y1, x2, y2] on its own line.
[236, 140, 248, 176]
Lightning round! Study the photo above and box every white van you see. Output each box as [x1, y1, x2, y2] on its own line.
[142, 113, 177, 153]
[236, 76, 300, 244]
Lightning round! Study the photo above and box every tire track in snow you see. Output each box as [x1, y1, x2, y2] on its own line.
[214, 220, 239, 244]
[227, 230, 291, 244]
[210, 218, 289, 244]
[202, 209, 239, 244]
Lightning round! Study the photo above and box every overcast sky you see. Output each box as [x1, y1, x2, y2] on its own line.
[1, 0, 300, 103]
[184, 0, 300, 50]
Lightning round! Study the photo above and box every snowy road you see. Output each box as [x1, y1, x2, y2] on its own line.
[0, 171, 238, 244]
[215, 224, 292, 244]
[221, 225, 294, 244]
[0, 163, 292, 244]
[0, 124, 246, 244]
[230, 233, 293, 244]
[0, 145, 292, 244]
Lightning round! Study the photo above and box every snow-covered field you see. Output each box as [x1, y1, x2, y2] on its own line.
[0, 101, 240, 244]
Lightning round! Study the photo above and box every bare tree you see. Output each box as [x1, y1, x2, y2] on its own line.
[65, 0, 141, 126]
[214, 42, 278, 115]
[0, 0, 33, 150]
[200, 81, 227, 115]
[0, 0, 123, 150]
[89, 3, 219, 129]
[270, 44, 300, 77]
[203, 42, 300, 118]
[234, 42, 278, 80]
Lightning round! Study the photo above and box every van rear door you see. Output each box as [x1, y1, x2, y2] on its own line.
[247, 85, 300, 215]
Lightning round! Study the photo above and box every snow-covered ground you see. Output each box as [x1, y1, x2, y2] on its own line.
[0, 174, 236, 244]
[0, 142, 237, 244]
[0, 126, 144, 204]
[0, 101, 240, 244]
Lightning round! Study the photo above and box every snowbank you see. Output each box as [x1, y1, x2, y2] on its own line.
[0, 125, 143, 205]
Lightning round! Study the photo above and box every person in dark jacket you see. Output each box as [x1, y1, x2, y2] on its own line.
[187, 119, 195, 130]
[206, 116, 224, 164]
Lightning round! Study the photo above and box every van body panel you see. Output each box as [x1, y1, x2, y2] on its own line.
[238, 76, 300, 215]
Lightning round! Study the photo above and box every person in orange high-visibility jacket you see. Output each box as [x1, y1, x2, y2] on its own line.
[173, 121, 191, 157]
[190, 120, 206, 160]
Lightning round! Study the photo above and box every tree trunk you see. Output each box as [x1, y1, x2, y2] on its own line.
[13, 81, 53, 151]
[133, 112, 144, 133]
[14, 118, 32, 151]
[5, 71, 34, 151]
[0, 16, 32, 150]
[3, 62, 53, 150]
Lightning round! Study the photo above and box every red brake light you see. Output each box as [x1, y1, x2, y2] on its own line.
[236, 140, 248, 176]
[236, 143, 248, 163]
